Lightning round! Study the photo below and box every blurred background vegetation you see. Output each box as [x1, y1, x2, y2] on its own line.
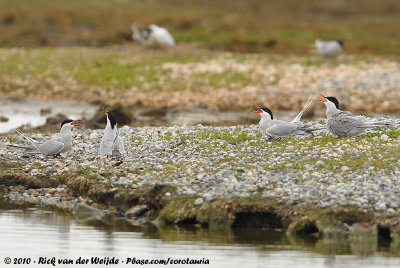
[1, 0, 399, 54]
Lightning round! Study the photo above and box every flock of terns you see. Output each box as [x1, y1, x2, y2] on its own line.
[252, 94, 389, 140]
[7, 94, 390, 158]
[2, 24, 366, 158]
[9, 112, 124, 158]
[131, 23, 343, 58]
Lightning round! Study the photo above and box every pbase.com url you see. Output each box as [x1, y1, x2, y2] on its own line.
[4, 257, 210, 266]
[125, 257, 209, 265]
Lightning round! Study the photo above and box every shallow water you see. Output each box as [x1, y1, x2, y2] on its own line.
[1, 201, 400, 268]
[0, 98, 97, 133]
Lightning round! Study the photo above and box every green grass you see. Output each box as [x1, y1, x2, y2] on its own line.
[182, 129, 259, 145]
[0, 46, 398, 102]
[0, 47, 207, 93]
[147, 127, 400, 176]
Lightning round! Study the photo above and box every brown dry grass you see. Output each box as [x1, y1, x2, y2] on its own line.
[0, 0, 400, 54]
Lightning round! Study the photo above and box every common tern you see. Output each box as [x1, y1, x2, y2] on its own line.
[99, 111, 125, 156]
[318, 94, 389, 138]
[251, 97, 315, 139]
[131, 23, 175, 46]
[9, 119, 79, 156]
[314, 39, 343, 58]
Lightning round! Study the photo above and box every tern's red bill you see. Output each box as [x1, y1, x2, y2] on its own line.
[251, 106, 263, 113]
[70, 120, 80, 127]
[317, 94, 328, 103]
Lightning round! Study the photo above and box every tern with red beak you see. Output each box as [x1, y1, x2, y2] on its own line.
[251, 97, 315, 139]
[9, 119, 80, 156]
[318, 94, 389, 138]
[99, 111, 125, 156]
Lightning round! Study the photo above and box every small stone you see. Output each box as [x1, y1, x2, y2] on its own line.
[125, 205, 148, 218]
[376, 201, 386, 211]
[205, 195, 214, 203]
[165, 192, 171, 197]
[315, 160, 325, 168]
[380, 134, 389, 141]
[48, 189, 56, 194]
[56, 187, 65, 193]
[0, 115, 9, 122]
[40, 107, 51, 115]
[386, 208, 395, 217]
[341, 166, 350, 172]
[74, 203, 103, 218]
[194, 198, 204, 206]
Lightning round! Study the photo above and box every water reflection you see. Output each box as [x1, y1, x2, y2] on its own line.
[0, 98, 97, 133]
[1, 200, 400, 268]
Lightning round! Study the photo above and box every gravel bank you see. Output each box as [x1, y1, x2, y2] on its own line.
[1, 47, 399, 114]
[1, 118, 400, 235]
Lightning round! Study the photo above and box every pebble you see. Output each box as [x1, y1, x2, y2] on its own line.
[381, 134, 389, 141]
[315, 160, 325, 168]
[2, 118, 400, 214]
[386, 208, 395, 217]
[194, 198, 204, 206]
[341, 166, 350, 172]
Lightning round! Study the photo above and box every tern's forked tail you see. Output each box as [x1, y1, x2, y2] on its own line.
[291, 95, 313, 123]
[14, 128, 37, 145]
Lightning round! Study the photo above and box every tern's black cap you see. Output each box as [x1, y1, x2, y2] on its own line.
[336, 40, 344, 47]
[107, 112, 117, 129]
[260, 107, 273, 119]
[326, 96, 339, 109]
[61, 119, 74, 128]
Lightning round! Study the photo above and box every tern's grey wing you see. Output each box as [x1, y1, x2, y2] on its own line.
[117, 135, 125, 154]
[332, 112, 367, 128]
[113, 135, 125, 155]
[266, 123, 302, 138]
[7, 144, 38, 153]
[36, 140, 65, 155]
[100, 129, 116, 156]
[327, 112, 368, 137]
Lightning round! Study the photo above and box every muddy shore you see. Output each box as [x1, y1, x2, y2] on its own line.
[1, 122, 400, 245]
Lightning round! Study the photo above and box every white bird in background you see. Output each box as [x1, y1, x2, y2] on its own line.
[99, 111, 125, 156]
[314, 39, 343, 58]
[8, 119, 80, 156]
[251, 97, 315, 139]
[131, 23, 175, 47]
[317, 94, 389, 138]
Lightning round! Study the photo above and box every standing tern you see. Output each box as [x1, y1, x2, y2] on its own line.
[131, 23, 175, 47]
[251, 97, 315, 139]
[9, 119, 80, 156]
[314, 39, 343, 58]
[99, 111, 125, 156]
[317, 94, 389, 138]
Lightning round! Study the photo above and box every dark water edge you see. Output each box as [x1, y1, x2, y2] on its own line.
[1, 199, 400, 268]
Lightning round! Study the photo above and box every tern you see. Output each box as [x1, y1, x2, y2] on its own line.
[99, 111, 125, 156]
[314, 39, 343, 58]
[251, 97, 315, 139]
[9, 119, 80, 156]
[131, 23, 175, 46]
[317, 94, 389, 138]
